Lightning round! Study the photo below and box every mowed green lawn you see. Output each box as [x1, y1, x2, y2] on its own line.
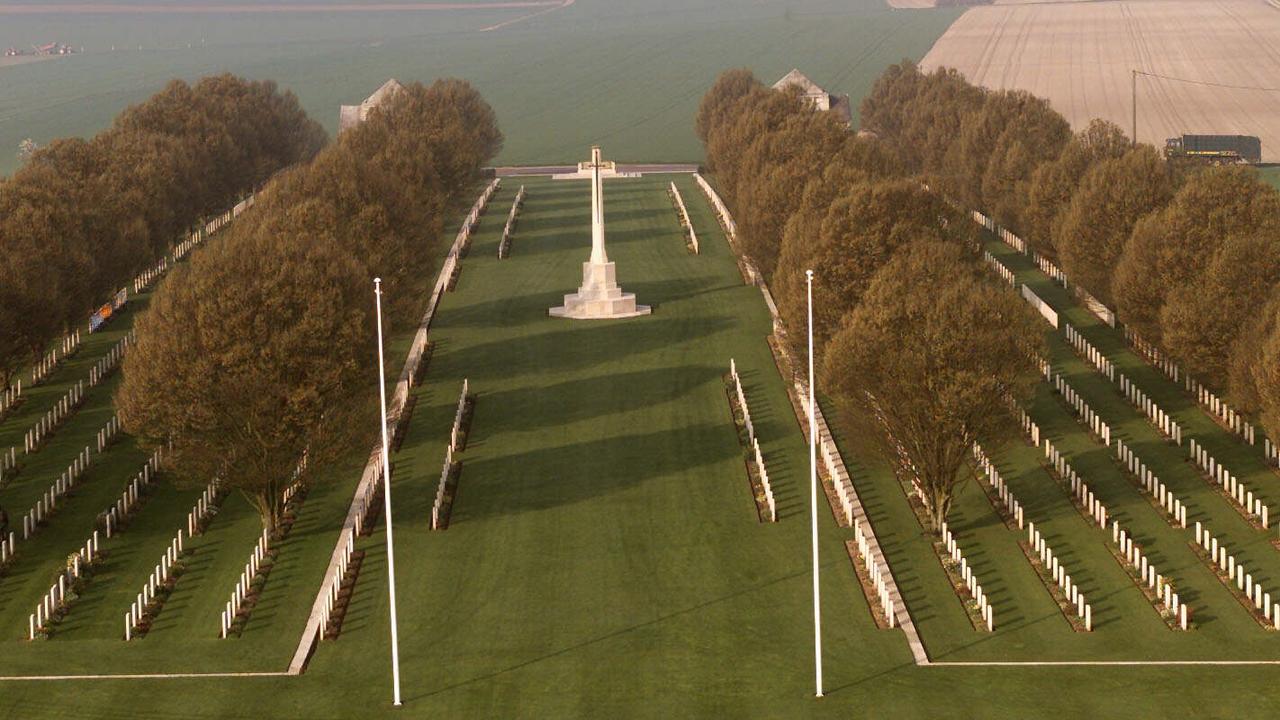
[3, 177, 1280, 718]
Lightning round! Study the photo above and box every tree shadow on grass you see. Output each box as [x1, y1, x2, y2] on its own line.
[437, 312, 736, 383]
[471, 365, 724, 437]
[518, 213, 591, 241]
[145, 547, 219, 633]
[519, 195, 589, 214]
[441, 423, 740, 525]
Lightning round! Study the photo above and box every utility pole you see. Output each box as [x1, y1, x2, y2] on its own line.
[1132, 69, 1138, 147]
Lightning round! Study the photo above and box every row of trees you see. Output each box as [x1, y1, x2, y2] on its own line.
[117, 79, 502, 535]
[861, 61, 1280, 429]
[697, 70, 1044, 530]
[0, 75, 326, 389]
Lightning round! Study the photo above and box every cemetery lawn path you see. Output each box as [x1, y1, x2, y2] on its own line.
[3, 177, 1280, 717]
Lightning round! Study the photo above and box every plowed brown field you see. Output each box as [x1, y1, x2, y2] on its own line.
[921, 0, 1280, 161]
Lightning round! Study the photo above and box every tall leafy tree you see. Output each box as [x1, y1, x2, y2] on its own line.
[1161, 233, 1280, 391]
[1114, 166, 1280, 342]
[732, 109, 850, 277]
[822, 240, 1044, 531]
[1023, 119, 1130, 254]
[1228, 290, 1280, 414]
[1240, 298, 1280, 440]
[704, 86, 805, 207]
[695, 68, 759, 147]
[859, 62, 984, 175]
[773, 179, 974, 361]
[118, 76, 500, 536]
[1054, 145, 1175, 306]
[117, 227, 375, 537]
[980, 92, 1071, 232]
[0, 73, 326, 376]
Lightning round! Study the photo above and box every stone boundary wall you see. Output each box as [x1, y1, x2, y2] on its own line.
[695, 174, 931, 665]
[288, 179, 501, 673]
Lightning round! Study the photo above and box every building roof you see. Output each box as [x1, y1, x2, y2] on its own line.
[363, 79, 404, 109]
[338, 78, 405, 133]
[773, 68, 827, 97]
[773, 69, 852, 126]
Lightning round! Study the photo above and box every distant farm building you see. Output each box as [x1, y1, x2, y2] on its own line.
[338, 79, 404, 133]
[773, 69, 852, 125]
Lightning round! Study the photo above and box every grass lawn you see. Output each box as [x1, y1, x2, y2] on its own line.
[1259, 165, 1280, 191]
[1, 176, 1280, 717]
[0, 0, 960, 177]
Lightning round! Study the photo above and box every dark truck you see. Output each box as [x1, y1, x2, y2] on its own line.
[1165, 134, 1262, 164]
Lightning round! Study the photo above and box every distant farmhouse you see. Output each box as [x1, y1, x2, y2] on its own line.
[338, 79, 404, 133]
[773, 69, 852, 126]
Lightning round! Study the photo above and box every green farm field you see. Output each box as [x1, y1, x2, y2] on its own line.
[2, 172, 1280, 717]
[1259, 165, 1280, 191]
[0, 0, 960, 177]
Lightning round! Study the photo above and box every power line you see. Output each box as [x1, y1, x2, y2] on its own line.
[1135, 69, 1280, 94]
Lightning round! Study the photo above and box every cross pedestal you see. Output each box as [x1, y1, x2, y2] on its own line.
[550, 145, 650, 320]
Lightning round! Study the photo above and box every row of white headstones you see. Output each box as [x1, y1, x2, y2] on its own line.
[973, 441, 1093, 630]
[1035, 353, 1280, 630]
[852, 517, 896, 628]
[1037, 319, 1279, 628]
[17, 195, 253, 641]
[1063, 320, 1184, 444]
[28, 530, 99, 640]
[939, 520, 993, 631]
[24, 441, 160, 639]
[21, 382, 83, 456]
[11, 325, 131, 484]
[2, 330, 83, 417]
[124, 476, 219, 640]
[728, 358, 775, 522]
[129, 197, 250, 297]
[1062, 319, 1271, 529]
[989, 250, 1274, 532]
[87, 331, 133, 388]
[431, 379, 470, 530]
[219, 455, 309, 638]
[497, 186, 526, 260]
[667, 182, 699, 254]
[219, 529, 271, 639]
[126, 528, 186, 641]
[0, 380, 22, 426]
[1039, 429, 1184, 627]
[17, 414, 120, 544]
[979, 208, 1279, 522]
[1041, 363, 1193, 532]
[102, 442, 163, 540]
[1126, 321, 1260, 447]
[1195, 521, 1280, 628]
[318, 528, 357, 637]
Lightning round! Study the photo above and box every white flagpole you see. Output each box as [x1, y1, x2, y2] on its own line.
[807, 269, 823, 698]
[374, 278, 403, 707]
